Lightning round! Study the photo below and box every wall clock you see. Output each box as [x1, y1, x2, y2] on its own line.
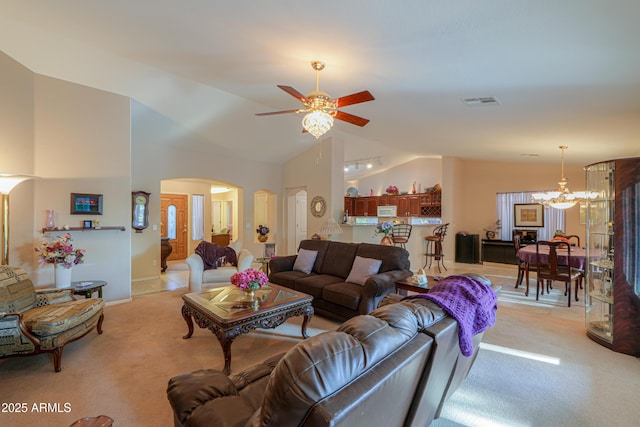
[310, 196, 327, 218]
[132, 191, 151, 232]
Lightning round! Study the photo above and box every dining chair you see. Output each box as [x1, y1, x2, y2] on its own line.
[391, 224, 412, 249]
[565, 235, 581, 247]
[535, 240, 584, 307]
[514, 235, 535, 296]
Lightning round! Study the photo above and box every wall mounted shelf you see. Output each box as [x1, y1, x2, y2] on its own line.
[41, 226, 126, 233]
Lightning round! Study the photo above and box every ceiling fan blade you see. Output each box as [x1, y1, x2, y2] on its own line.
[277, 85, 309, 103]
[255, 109, 299, 116]
[335, 110, 370, 127]
[335, 90, 375, 108]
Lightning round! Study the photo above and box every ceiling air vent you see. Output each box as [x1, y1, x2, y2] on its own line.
[462, 97, 500, 106]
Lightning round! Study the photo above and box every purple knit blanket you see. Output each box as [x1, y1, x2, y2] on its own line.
[403, 275, 497, 357]
[194, 241, 237, 270]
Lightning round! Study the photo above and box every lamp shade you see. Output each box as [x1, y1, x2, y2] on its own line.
[320, 218, 343, 237]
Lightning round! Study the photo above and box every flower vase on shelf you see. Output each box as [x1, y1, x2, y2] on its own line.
[55, 265, 72, 288]
[380, 235, 394, 246]
[45, 210, 55, 230]
[258, 234, 268, 242]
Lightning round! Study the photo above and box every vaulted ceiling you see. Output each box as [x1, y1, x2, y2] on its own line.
[1, 1, 639, 179]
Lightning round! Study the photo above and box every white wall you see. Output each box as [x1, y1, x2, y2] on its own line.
[282, 137, 342, 254]
[0, 52, 133, 302]
[131, 100, 282, 279]
[349, 157, 443, 197]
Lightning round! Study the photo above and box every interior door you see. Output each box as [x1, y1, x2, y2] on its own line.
[161, 194, 188, 260]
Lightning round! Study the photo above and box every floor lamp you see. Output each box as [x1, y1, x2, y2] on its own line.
[0, 174, 33, 265]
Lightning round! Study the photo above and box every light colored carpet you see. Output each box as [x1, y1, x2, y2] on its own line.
[1, 263, 638, 426]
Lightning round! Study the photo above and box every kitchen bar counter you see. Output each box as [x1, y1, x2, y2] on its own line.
[338, 218, 443, 270]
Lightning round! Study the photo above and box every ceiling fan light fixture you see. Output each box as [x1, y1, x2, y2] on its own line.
[302, 110, 333, 139]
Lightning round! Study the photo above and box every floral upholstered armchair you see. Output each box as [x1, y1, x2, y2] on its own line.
[0, 266, 104, 372]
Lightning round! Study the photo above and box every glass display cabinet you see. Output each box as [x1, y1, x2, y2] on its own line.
[584, 158, 640, 356]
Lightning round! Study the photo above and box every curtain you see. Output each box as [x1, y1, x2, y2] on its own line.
[192, 194, 205, 240]
[496, 192, 564, 241]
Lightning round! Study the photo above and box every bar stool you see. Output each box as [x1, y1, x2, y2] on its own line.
[424, 223, 449, 273]
[391, 224, 412, 249]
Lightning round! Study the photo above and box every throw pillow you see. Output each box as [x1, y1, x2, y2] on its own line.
[293, 248, 318, 274]
[346, 256, 382, 286]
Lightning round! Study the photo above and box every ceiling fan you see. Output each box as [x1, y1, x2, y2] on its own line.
[256, 61, 375, 138]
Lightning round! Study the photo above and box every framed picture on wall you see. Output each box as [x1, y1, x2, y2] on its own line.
[71, 193, 103, 215]
[264, 243, 276, 258]
[514, 203, 544, 227]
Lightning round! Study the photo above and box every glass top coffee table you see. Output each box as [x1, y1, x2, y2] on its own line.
[181, 283, 314, 374]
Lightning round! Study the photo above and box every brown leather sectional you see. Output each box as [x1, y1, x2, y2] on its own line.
[167, 281, 496, 427]
[268, 239, 413, 321]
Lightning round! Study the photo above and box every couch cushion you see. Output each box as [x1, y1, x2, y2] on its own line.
[295, 275, 344, 299]
[22, 298, 105, 336]
[0, 267, 36, 314]
[356, 243, 410, 272]
[269, 270, 310, 290]
[345, 256, 382, 285]
[298, 240, 330, 273]
[322, 282, 363, 310]
[202, 266, 237, 283]
[292, 248, 318, 274]
[321, 242, 359, 278]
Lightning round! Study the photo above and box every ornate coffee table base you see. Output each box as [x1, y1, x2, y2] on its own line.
[182, 302, 314, 375]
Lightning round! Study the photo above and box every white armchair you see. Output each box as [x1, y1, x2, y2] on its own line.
[185, 246, 254, 292]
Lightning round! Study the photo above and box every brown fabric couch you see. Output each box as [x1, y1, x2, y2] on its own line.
[167, 274, 498, 427]
[268, 239, 412, 321]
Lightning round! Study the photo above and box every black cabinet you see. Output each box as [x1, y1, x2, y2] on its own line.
[456, 233, 480, 264]
[482, 240, 520, 265]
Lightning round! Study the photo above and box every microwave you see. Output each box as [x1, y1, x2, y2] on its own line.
[377, 205, 397, 217]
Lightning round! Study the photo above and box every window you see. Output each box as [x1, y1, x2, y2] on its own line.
[496, 192, 564, 241]
[167, 205, 177, 240]
[192, 194, 204, 240]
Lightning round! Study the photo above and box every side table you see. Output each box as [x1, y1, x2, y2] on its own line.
[255, 257, 271, 276]
[395, 277, 437, 296]
[72, 280, 107, 298]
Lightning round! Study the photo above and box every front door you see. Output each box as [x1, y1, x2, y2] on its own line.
[161, 194, 188, 261]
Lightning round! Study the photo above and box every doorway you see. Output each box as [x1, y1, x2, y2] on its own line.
[287, 189, 307, 253]
[161, 193, 188, 260]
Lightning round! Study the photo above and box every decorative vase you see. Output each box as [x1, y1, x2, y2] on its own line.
[45, 210, 55, 230]
[380, 235, 394, 246]
[243, 289, 260, 308]
[258, 234, 268, 242]
[55, 265, 72, 288]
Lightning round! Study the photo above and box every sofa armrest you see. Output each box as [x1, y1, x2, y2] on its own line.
[237, 249, 254, 272]
[0, 312, 41, 348]
[167, 354, 282, 426]
[35, 289, 73, 306]
[167, 369, 239, 425]
[269, 255, 296, 275]
[358, 269, 412, 315]
[365, 270, 413, 297]
[185, 253, 205, 292]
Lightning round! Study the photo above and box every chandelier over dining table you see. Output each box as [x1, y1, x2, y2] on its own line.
[531, 146, 587, 209]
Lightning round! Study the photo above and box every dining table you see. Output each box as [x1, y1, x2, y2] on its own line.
[516, 244, 588, 270]
[515, 244, 590, 296]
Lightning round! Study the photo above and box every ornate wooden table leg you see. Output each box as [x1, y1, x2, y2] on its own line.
[181, 304, 194, 339]
[301, 306, 314, 339]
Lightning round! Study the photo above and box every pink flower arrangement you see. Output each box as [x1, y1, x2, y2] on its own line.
[35, 233, 85, 269]
[386, 185, 399, 194]
[230, 268, 268, 291]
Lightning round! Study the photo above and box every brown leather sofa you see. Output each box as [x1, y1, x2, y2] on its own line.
[167, 274, 498, 427]
[268, 239, 412, 321]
